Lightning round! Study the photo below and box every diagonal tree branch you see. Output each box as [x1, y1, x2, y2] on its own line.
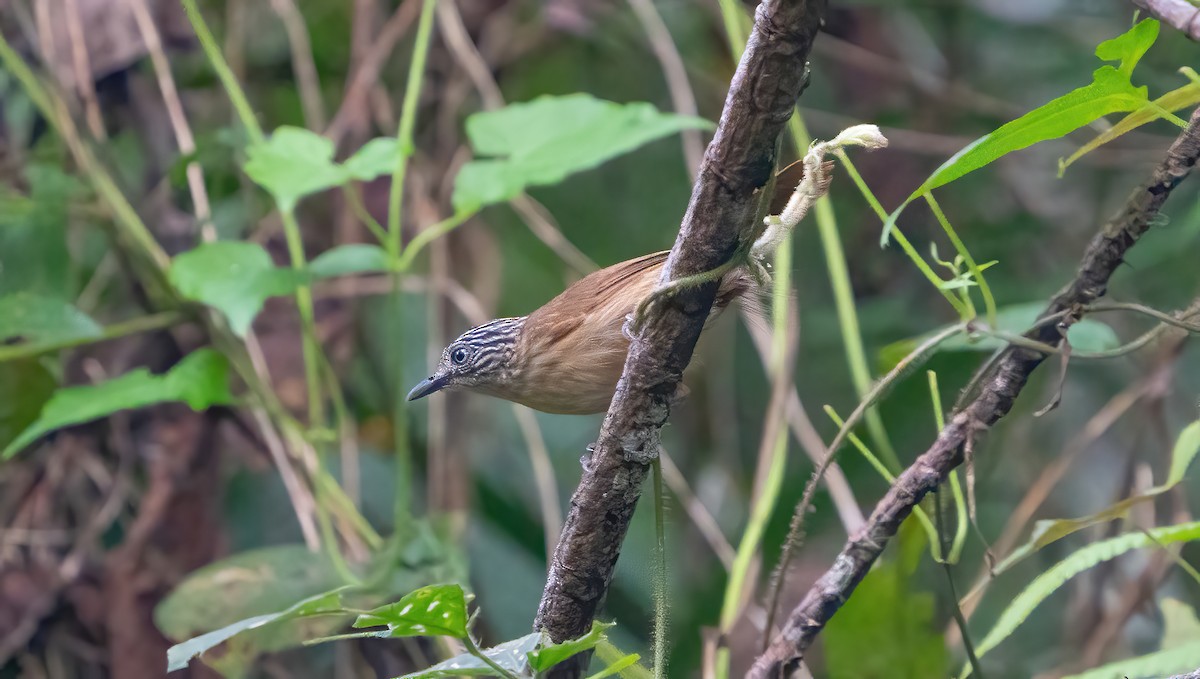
[532, 0, 827, 673]
[750, 106, 1200, 678]
[1132, 0, 1200, 42]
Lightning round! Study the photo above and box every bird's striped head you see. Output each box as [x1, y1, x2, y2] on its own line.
[406, 317, 526, 402]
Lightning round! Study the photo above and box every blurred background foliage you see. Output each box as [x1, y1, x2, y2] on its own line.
[1, 0, 1199, 677]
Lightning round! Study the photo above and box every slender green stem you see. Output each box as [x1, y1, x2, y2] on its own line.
[397, 211, 475, 271]
[595, 641, 652, 679]
[924, 194, 997, 328]
[181, 0, 263, 142]
[835, 150, 970, 319]
[928, 370, 968, 562]
[715, 235, 793, 679]
[387, 0, 438, 252]
[0, 312, 183, 362]
[182, 0, 325, 426]
[462, 636, 521, 679]
[388, 0, 439, 530]
[344, 184, 390, 244]
[823, 406, 941, 556]
[789, 120, 901, 472]
[650, 459, 669, 679]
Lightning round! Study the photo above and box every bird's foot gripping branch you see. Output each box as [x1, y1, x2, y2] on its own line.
[628, 124, 889, 335]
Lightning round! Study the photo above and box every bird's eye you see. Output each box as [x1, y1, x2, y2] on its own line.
[450, 347, 470, 365]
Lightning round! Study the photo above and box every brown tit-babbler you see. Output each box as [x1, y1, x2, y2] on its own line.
[406, 125, 887, 414]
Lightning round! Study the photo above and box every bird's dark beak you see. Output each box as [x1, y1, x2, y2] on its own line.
[407, 374, 450, 401]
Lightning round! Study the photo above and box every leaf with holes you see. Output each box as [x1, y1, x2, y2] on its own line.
[0, 292, 101, 344]
[3, 349, 233, 458]
[170, 241, 304, 336]
[452, 94, 713, 211]
[528, 620, 614, 672]
[353, 584, 469, 638]
[398, 633, 542, 679]
[244, 126, 352, 212]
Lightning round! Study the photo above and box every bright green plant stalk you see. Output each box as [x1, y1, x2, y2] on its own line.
[928, 370, 968, 562]
[715, 236, 793, 679]
[789, 118, 902, 472]
[180, 1, 390, 574]
[924, 194, 997, 329]
[387, 0, 439, 529]
[823, 406, 941, 557]
[181, 0, 325, 427]
[834, 149, 971, 319]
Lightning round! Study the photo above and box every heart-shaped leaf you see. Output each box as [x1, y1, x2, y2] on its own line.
[452, 94, 712, 212]
[170, 242, 303, 337]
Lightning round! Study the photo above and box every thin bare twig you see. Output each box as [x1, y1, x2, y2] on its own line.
[626, 0, 705, 177]
[1133, 0, 1200, 42]
[269, 0, 327, 129]
[124, 0, 214, 241]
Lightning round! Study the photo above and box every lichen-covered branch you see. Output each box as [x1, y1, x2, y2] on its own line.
[532, 0, 828, 675]
[750, 107, 1200, 678]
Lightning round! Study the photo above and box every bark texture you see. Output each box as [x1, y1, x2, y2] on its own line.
[532, 0, 828, 674]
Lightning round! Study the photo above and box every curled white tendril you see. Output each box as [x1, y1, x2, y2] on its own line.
[749, 124, 889, 285]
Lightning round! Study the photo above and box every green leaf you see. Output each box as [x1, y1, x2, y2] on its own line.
[824, 559, 947, 679]
[1161, 598, 1200, 650]
[968, 521, 1200, 674]
[880, 19, 1159, 245]
[170, 242, 303, 336]
[308, 244, 391, 278]
[165, 588, 353, 673]
[0, 292, 101, 344]
[244, 126, 351, 212]
[586, 653, 643, 679]
[1063, 600, 1200, 679]
[1166, 419, 1200, 487]
[1094, 18, 1159, 76]
[912, 68, 1145, 198]
[3, 349, 234, 458]
[452, 94, 713, 212]
[353, 584, 470, 638]
[397, 633, 542, 679]
[342, 137, 400, 181]
[158, 545, 349, 675]
[528, 620, 614, 672]
[1063, 643, 1200, 679]
[991, 418, 1200, 577]
[0, 359, 56, 453]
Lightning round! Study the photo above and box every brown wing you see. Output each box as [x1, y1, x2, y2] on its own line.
[770, 159, 807, 216]
[524, 251, 669, 350]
